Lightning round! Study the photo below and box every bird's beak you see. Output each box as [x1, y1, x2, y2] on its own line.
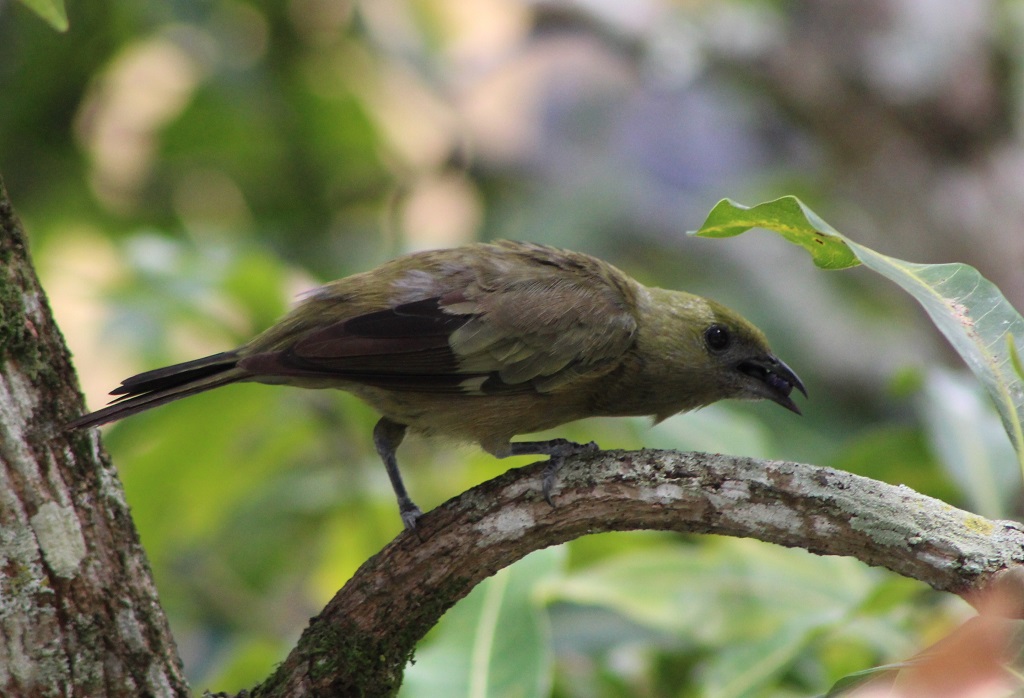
[737, 355, 807, 415]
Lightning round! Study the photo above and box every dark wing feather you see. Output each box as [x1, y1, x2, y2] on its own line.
[237, 298, 517, 392]
[290, 298, 467, 369]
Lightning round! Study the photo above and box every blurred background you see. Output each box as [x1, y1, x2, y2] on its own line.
[3, 0, 1023, 695]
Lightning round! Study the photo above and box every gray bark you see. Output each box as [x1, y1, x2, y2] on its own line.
[0, 177, 188, 697]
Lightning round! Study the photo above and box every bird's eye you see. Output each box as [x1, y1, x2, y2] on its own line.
[704, 324, 731, 352]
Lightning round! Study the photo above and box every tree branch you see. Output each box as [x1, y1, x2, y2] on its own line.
[249, 448, 1024, 697]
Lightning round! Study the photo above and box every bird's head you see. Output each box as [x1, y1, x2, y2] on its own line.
[639, 288, 807, 417]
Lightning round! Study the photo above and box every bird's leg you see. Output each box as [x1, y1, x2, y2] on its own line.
[502, 439, 599, 507]
[372, 417, 422, 531]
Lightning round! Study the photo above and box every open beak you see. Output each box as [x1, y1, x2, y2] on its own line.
[737, 355, 807, 415]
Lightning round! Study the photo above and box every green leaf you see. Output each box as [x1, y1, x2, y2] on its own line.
[400, 547, 565, 698]
[693, 195, 1024, 475]
[545, 540, 880, 696]
[703, 617, 829, 698]
[919, 369, 1020, 518]
[694, 197, 859, 269]
[547, 541, 874, 635]
[17, 0, 68, 31]
[817, 659, 920, 697]
[1009, 335, 1024, 382]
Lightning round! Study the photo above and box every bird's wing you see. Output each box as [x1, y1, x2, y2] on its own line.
[444, 273, 638, 392]
[238, 249, 638, 395]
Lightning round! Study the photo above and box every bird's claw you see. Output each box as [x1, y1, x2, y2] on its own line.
[541, 440, 599, 508]
[400, 504, 424, 534]
[542, 459, 561, 508]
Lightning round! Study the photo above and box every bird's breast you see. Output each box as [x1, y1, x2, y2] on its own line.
[347, 386, 591, 447]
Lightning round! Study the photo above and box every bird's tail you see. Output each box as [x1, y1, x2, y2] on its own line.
[66, 351, 246, 429]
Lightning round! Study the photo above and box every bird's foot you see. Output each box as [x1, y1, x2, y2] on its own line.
[400, 502, 424, 534]
[541, 459, 561, 507]
[543, 439, 599, 459]
[502, 438, 601, 508]
[537, 440, 600, 508]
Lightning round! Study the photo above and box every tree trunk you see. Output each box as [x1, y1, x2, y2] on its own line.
[0, 177, 188, 697]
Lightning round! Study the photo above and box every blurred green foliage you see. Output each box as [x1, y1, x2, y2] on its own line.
[4, 0, 1023, 695]
[16, 0, 66, 31]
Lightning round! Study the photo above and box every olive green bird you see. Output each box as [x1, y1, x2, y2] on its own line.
[68, 240, 806, 530]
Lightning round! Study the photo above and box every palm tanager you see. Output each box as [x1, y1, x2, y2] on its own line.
[68, 240, 806, 530]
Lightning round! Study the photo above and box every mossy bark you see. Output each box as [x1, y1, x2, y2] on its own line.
[0, 177, 188, 697]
